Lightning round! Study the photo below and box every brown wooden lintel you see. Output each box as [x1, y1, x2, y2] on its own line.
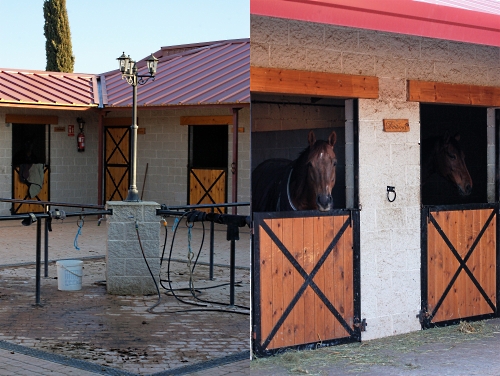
[250, 67, 379, 99]
[5, 114, 58, 125]
[180, 115, 233, 126]
[407, 80, 500, 107]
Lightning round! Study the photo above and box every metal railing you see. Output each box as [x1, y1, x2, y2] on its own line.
[0, 198, 112, 306]
[156, 202, 250, 305]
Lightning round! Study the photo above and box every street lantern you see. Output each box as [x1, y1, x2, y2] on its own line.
[116, 52, 158, 201]
[146, 54, 159, 76]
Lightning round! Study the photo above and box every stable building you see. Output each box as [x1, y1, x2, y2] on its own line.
[250, 0, 500, 355]
[0, 39, 250, 215]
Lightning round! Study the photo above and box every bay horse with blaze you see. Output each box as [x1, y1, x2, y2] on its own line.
[252, 130, 338, 212]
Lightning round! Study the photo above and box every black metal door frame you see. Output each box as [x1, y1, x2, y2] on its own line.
[252, 209, 361, 356]
[104, 126, 130, 201]
[420, 202, 500, 328]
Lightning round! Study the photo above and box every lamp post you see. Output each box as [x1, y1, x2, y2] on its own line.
[116, 52, 158, 201]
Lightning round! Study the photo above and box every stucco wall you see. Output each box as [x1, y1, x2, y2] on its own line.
[251, 15, 500, 341]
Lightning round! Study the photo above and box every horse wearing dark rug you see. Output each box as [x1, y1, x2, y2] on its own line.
[252, 130, 337, 212]
[421, 132, 472, 196]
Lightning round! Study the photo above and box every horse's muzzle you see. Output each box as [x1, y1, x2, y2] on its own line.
[459, 183, 472, 196]
[317, 194, 333, 211]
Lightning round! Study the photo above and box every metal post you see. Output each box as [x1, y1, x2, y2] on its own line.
[35, 219, 42, 306]
[125, 81, 140, 201]
[209, 206, 215, 280]
[230, 239, 236, 306]
[44, 218, 49, 278]
[231, 108, 240, 215]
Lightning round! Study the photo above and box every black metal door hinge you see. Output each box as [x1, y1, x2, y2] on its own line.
[417, 310, 430, 325]
[353, 318, 367, 331]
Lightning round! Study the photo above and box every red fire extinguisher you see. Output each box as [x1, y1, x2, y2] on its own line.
[77, 117, 85, 152]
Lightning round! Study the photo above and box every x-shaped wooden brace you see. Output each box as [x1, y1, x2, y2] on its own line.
[105, 128, 129, 165]
[12, 166, 44, 214]
[427, 209, 496, 322]
[259, 216, 355, 350]
[190, 169, 225, 213]
[105, 167, 128, 200]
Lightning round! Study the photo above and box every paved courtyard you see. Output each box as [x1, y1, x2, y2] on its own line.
[0, 214, 250, 375]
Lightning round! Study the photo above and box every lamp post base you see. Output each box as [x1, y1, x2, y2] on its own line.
[124, 188, 140, 202]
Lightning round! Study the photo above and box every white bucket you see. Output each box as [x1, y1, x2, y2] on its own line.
[56, 259, 83, 291]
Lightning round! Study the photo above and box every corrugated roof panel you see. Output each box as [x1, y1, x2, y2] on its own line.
[0, 69, 98, 107]
[104, 39, 250, 107]
[414, 0, 500, 15]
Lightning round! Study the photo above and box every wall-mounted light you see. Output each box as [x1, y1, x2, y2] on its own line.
[76, 117, 85, 132]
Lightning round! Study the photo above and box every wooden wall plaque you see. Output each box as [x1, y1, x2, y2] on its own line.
[383, 119, 409, 132]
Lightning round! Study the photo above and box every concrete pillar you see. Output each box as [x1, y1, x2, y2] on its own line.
[106, 201, 160, 295]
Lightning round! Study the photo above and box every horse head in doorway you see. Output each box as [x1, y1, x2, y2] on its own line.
[421, 132, 472, 196]
[252, 130, 338, 212]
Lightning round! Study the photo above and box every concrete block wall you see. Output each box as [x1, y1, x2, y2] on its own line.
[251, 15, 500, 340]
[251, 95, 345, 132]
[0, 108, 99, 215]
[106, 201, 160, 295]
[105, 106, 251, 213]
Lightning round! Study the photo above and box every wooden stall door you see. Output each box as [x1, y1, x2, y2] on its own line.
[189, 168, 227, 213]
[422, 205, 497, 327]
[104, 126, 130, 201]
[253, 210, 361, 355]
[12, 166, 49, 214]
[188, 125, 228, 212]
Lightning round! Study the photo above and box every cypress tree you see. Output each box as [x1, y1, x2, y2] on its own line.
[43, 0, 75, 72]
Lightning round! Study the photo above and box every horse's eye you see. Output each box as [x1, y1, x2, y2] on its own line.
[333, 160, 337, 167]
[447, 152, 456, 160]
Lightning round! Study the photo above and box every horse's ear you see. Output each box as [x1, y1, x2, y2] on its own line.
[454, 133, 460, 142]
[328, 131, 337, 147]
[442, 131, 450, 145]
[308, 130, 316, 147]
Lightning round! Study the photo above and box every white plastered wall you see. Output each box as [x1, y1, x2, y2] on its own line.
[251, 14, 500, 340]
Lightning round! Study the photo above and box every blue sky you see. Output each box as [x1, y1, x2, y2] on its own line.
[0, 0, 249, 74]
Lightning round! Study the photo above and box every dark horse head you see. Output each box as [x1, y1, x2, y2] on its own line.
[423, 132, 472, 196]
[290, 130, 338, 211]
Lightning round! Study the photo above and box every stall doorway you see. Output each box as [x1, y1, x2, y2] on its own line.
[188, 125, 228, 212]
[11, 124, 49, 213]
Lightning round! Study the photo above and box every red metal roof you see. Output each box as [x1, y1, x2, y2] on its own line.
[251, 0, 500, 47]
[102, 39, 250, 108]
[0, 69, 99, 108]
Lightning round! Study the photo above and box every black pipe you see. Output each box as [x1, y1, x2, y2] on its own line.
[0, 209, 112, 222]
[35, 219, 42, 306]
[44, 218, 49, 278]
[210, 207, 215, 280]
[0, 197, 105, 210]
[230, 239, 236, 306]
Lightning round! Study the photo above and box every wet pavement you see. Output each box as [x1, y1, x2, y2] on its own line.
[0, 216, 250, 375]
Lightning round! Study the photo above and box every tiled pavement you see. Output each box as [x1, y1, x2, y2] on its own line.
[0, 216, 250, 375]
